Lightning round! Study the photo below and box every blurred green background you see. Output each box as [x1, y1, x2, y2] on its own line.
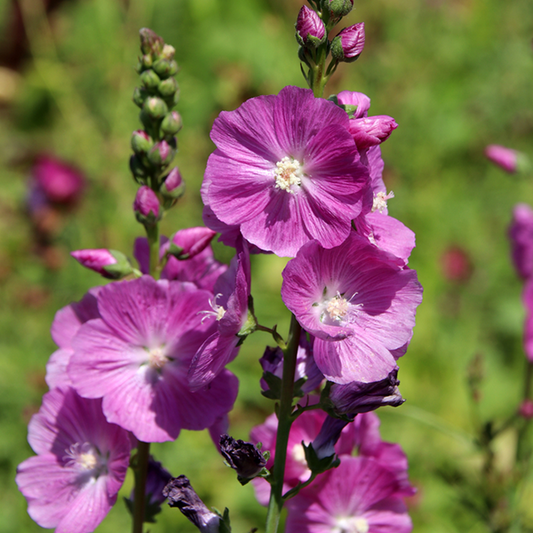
[1, 0, 533, 531]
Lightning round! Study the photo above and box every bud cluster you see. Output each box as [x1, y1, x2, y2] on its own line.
[130, 28, 185, 226]
[295, 0, 365, 92]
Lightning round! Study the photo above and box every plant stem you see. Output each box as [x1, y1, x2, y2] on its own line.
[516, 361, 533, 462]
[132, 441, 151, 533]
[265, 314, 301, 533]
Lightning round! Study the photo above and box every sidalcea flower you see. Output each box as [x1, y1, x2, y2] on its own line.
[163, 476, 221, 533]
[285, 455, 413, 533]
[296, 6, 326, 48]
[45, 288, 101, 389]
[67, 275, 238, 442]
[485, 144, 518, 173]
[281, 233, 423, 384]
[202, 85, 370, 257]
[509, 204, 533, 280]
[16, 387, 131, 533]
[331, 23, 365, 63]
[71, 248, 135, 279]
[188, 240, 253, 389]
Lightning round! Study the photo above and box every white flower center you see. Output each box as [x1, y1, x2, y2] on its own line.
[200, 293, 226, 323]
[335, 516, 369, 533]
[274, 157, 302, 193]
[372, 190, 394, 213]
[64, 442, 105, 475]
[148, 346, 168, 370]
[325, 294, 350, 321]
[291, 442, 308, 467]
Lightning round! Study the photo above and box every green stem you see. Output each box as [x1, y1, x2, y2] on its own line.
[516, 361, 533, 462]
[265, 315, 302, 533]
[132, 441, 151, 533]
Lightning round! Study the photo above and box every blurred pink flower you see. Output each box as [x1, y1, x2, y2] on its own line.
[485, 145, 518, 174]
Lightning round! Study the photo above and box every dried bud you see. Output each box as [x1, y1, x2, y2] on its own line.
[140, 69, 161, 90]
[160, 167, 185, 200]
[331, 22, 365, 63]
[485, 144, 518, 174]
[143, 97, 169, 120]
[163, 476, 221, 533]
[295, 6, 326, 48]
[148, 140, 173, 166]
[71, 249, 134, 279]
[134, 186, 161, 225]
[139, 28, 164, 56]
[327, 0, 354, 18]
[324, 368, 404, 418]
[161, 111, 183, 136]
[165, 227, 217, 260]
[131, 130, 153, 154]
[219, 434, 267, 483]
[347, 115, 398, 149]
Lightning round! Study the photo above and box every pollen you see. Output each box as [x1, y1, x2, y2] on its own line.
[335, 516, 369, 533]
[325, 294, 350, 321]
[274, 157, 302, 193]
[148, 346, 168, 370]
[372, 190, 394, 213]
[64, 442, 104, 474]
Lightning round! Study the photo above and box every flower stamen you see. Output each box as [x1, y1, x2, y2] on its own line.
[274, 157, 302, 193]
[372, 190, 394, 213]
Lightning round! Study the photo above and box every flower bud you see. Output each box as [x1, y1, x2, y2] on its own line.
[158, 76, 178, 97]
[143, 97, 169, 120]
[148, 140, 174, 166]
[327, 0, 354, 18]
[165, 227, 217, 260]
[509, 204, 533, 280]
[331, 22, 365, 63]
[131, 130, 153, 154]
[140, 69, 161, 90]
[134, 186, 161, 225]
[219, 435, 268, 483]
[295, 6, 326, 48]
[161, 111, 183, 136]
[347, 115, 398, 149]
[152, 58, 173, 78]
[309, 416, 348, 462]
[519, 399, 533, 419]
[160, 167, 185, 200]
[141, 54, 153, 69]
[132, 87, 149, 108]
[139, 28, 164, 56]
[71, 249, 134, 279]
[163, 476, 221, 533]
[162, 44, 176, 60]
[129, 155, 148, 182]
[485, 144, 519, 174]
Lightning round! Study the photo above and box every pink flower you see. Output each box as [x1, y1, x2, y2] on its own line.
[67, 276, 239, 442]
[331, 23, 365, 63]
[296, 6, 326, 47]
[485, 144, 518, 173]
[285, 455, 413, 533]
[163, 227, 217, 260]
[281, 234, 423, 383]
[203, 85, 370, 257]
[16, 387, 131, 533]
[509, 204, 533, 280]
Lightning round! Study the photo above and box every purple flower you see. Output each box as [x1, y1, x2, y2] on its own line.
[202, 85, 370, 257]
[296, 6, 326, 47]
[163, 227, 217, 260]
[523, 279, 533, 362]
[509, 204, 533, 280]
[16, 387, 131, 533]
[285, 455, 412, 533]
[67, 276, 239, 442]
[163, 476, 221, 533]
[348, 115, 398, 150]
[281, 233, 423, 383]
[485, 144, 518, 173]
[188, 241, 253, 389]
[45, 288, 101, 389]
[331, 23, 365, 63]
[31, 155, 86, 206]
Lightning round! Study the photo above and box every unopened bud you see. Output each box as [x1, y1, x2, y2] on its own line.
[143, 97, 168, 120]
[139, 28, 164, 56]
[158, 76, 178, 97]
[485, 145, 520, 174]
[71, 249, 134, 279]
[140, 69, 161, 90]
[165, 227, 217, 260]
[131, 130, 153, 154]
[162, 44, 176, 60]
[152, 58, 173, 79]
[295, 6, 326, 48]
[148, 140, 173, 166]
[160, 167, 185, 201]
[519, 399, 533, 419]
[134, 186, 161, 225]
[161, 111, 183, 136]
[133, 87, 149, 108]
[129, 155, 148, 182]
[327, 0, 354, 18]
[141, 54, 153, 69]
[331, 22, 365, 63]
[347, 115, 398, 149]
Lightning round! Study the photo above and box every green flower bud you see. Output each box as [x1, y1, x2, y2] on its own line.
[161, 111, 183, 136]
[129, 155, 148, 182]
[140, 69, 161, 90]
[152, 59, 172, 79]
[131, 130, 154, 154]
[139, 28, 164, 56]
[161, 44, 176, 60]
[160, 167, 185, 202]
[158, 76, 178, 98]
[168, 60, 179, 77]
[132, 87, 149, 108]
[143, 97, 168, 120]
[148, 140, 174, 166]
[141, 54, 153, 69]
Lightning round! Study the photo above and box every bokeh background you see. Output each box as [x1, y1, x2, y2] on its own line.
[1, 0, 533, 531]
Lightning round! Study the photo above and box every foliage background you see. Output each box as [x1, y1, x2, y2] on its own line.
[1, 0, 533, 531]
